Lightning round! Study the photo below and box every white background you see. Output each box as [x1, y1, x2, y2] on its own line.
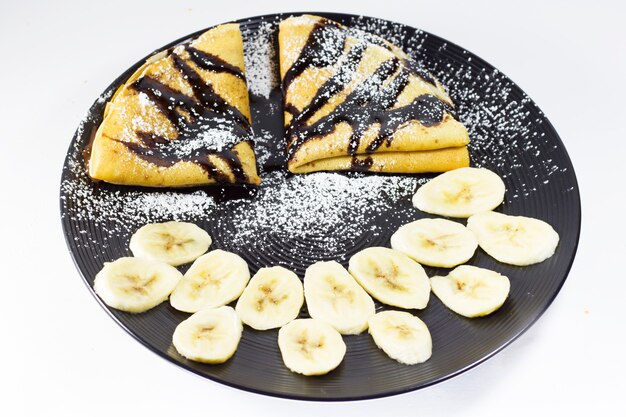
[2, 1, 625, 415]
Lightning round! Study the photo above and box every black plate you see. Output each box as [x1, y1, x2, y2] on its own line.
[60, 12, 581, 400]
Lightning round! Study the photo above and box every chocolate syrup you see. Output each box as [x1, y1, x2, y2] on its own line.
[186, 47, 245, 80]
[351, 156, 374, 171]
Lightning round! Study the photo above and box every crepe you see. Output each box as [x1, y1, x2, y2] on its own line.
[278, 15, 470, 174]
[88, 23, 261, 187]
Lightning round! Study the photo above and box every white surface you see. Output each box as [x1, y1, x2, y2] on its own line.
[2, 0, 625, 415]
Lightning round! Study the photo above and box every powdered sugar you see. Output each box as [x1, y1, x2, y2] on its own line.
[252, 128, 276, 167]
[171, 120, 241, 154]
[243, 21, 278, 98]
[218, 171, 416, 257]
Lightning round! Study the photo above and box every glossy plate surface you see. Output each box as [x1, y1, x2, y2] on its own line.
[60, 12, 580, 400]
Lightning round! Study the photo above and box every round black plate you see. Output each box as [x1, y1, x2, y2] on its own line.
[60, 12, 581, 401]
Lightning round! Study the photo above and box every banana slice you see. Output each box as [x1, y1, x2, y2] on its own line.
[368, 310, 432, 365]
[235, 266, 304, 330]
[93, 257, 182, 313]
[129, 221, 212, 266]
[348, 247, 430, 309]
[278, 318, 346, 376]
[413, 167, 505, 218]
[467, 211, 559, 266]
[390, 218, 478, 268]
[170, 250, 250, 313]
[430, 265, 510, 317]
[172, 306, 243, 364]
[304, 261, 375, 335]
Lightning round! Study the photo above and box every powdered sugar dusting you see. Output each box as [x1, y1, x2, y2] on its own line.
[218, 171, 416, 256]
[174, 121, 242, 154]
[253, 128, 276, 167]
[243, 21, 278, 98]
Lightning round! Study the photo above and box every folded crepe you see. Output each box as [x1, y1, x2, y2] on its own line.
[278, 15, 470, 174]
[88, 23, 261, 187]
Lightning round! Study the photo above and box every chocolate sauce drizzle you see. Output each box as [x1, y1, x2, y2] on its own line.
[123, 46, 252, 184]
[351, 156, 374, 172]
[283, 19, 451, 170]
[187, 47, 245, 80]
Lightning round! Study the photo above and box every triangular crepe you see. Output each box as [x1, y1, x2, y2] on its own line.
[279, 15, 470, 174]
[88, 23, 261, 186]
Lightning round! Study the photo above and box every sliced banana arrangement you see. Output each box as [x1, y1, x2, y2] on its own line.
[304, 261, 376, 335]
[170, 250, 250, 313]
[278, 318, 346, 376]
[129, 221, 212, 266]
[368, 311, 432, 365]
[467, 211, 560, 266]
[90, 161, 563, 375]
[348, 247, 430, 309]
[236, 266, 304, 330]
[172, 306, 243, 364]
[390, 218, 478, 268]
[94, 257, 182, 313]
[412, 167, 506, 218]
[430, 265, 510, 318]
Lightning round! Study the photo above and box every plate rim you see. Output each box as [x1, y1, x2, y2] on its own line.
[59, 11, 582, 401]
